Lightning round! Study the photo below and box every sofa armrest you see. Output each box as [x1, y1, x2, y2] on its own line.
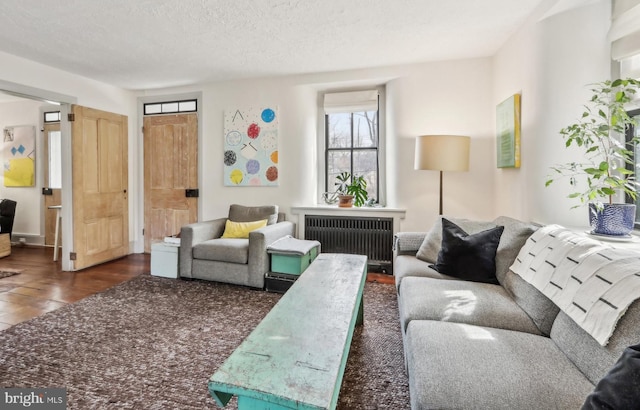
[247, 221, 296, 285]
[179, 218, 227, 278]
[394, 232, 426, 256]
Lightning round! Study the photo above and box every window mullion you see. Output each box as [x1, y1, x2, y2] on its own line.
[350, 113, 354, 180]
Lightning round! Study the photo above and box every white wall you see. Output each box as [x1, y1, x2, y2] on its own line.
[141, 58, 496, 233]
[493, 0, 612, 228]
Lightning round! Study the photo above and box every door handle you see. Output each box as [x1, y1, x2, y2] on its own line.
[185, 189, 199, 198]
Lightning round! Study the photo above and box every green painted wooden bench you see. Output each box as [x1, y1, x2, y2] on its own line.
[209, 253, 368, 410]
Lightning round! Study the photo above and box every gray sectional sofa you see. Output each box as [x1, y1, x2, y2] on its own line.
[394, 216, 640, 409]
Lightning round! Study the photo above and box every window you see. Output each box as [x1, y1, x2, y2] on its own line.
[44, 111, 61, 123]
[143, 99, 197, 115]
[323, 90, 380, 202]
[626, 108, 640, 228]
[48, 130, 62, 189]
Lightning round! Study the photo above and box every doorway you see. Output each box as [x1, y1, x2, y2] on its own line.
[143, 112, 199, 252]
[42, 117, 62, 249]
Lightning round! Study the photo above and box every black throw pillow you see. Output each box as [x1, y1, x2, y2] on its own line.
[429, 218, 504, 284]
[582, 343, 640, 410]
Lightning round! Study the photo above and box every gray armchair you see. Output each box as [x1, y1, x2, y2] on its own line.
[179, 204, 295, 288]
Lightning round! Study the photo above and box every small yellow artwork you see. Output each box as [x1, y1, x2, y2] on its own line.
[4, 158, 35, 187]
[3, 125, 36, 187]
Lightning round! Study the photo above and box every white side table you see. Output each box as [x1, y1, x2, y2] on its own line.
[151, 242, 179, 278]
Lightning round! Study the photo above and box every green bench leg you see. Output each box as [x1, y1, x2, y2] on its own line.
[356, 293, 364, 326]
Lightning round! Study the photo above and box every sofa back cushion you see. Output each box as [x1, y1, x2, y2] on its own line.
[494, 218, 560, 335]
[551, 299, 640, 385]
[491, 216, 538, 285]
[502, 270, 560, 335]
[228, 204, 279, 225]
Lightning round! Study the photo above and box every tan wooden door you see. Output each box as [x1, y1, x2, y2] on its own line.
[71, 105, 129, 270]
[144, 114, 198, 252]
[43, 122, 61, 246]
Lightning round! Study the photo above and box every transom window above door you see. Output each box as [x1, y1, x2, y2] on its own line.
[144, 99, 197, 115]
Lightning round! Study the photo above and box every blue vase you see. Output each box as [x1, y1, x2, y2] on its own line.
[588, 203, 636, 236]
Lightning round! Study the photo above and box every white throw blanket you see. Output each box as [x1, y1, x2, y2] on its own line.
[510, 225, 640, 346]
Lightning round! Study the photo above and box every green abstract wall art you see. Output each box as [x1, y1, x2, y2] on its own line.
[496, 94, 521, 168]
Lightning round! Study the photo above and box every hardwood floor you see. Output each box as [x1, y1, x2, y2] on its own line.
[0, 246, 149, 331]
[0, 245, 393, 331]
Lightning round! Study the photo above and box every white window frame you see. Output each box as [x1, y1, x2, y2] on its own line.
[317, 85, 386, 206]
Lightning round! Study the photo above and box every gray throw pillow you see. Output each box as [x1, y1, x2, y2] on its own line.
[416, 216, 496, 263]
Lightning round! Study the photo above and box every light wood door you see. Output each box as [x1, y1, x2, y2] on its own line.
[144, 114, 198, 252]
[43, 122, 61, 246]
[71, 105, 129, 270]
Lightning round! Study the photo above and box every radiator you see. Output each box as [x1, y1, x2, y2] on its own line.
[304, 215, 393, 274]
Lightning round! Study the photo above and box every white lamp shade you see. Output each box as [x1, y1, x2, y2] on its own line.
[414, 135, 470, 172]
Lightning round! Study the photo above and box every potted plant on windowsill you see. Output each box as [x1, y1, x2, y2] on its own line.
[335, 172, 368, 208]
[546, 78, 640, 236]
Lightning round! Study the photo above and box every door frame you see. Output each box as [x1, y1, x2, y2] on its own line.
[136, 92, 203, 254]
[0, 80, 77, 271]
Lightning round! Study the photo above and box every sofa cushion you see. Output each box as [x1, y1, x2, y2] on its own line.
[429, 218, 504, 284]
[193, 238, 249, 264]
[398, 276, 541, 334]
[416, 216, 496, 263]
[405, 320, 594, 410]
[551, 299, 640, 385]
[502, 270, 559, 336]
[582, 343, 640, 410]
[228, 204, 278, 225]
[492, 216, 538, 285]
[394, 255, 460, 291]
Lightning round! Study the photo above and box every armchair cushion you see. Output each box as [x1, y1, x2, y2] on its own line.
[193, 238, 249, 264]
[221, 219, 268, 238]
[229, 204, 279, 225]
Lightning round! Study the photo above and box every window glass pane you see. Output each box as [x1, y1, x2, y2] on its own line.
[327, 150, 351, 191]
[44, 111, 60, 122]
[354, 150, 378, 200]
[145, 104, 162, 114]
[48, 131, 62, 189]
[178, 100, 196, 112]
[162, 102, 179, 113]
[353, 111, 377, 148]
[327, 113, 351, 148]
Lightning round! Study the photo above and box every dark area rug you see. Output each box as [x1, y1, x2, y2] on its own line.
[0, 274, 410, 409]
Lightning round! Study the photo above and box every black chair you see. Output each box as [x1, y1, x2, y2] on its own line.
[0, 199, 17, 239]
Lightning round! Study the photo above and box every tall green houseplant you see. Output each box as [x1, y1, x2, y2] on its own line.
[546, 78, 640, 235]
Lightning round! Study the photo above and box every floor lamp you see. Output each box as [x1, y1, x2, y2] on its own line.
[414, 135, 470, 215]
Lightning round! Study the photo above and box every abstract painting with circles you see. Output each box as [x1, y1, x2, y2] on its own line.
[223, 107, 278, 187]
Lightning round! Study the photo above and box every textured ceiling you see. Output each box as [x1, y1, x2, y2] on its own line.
[0, 0, 548, 90]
